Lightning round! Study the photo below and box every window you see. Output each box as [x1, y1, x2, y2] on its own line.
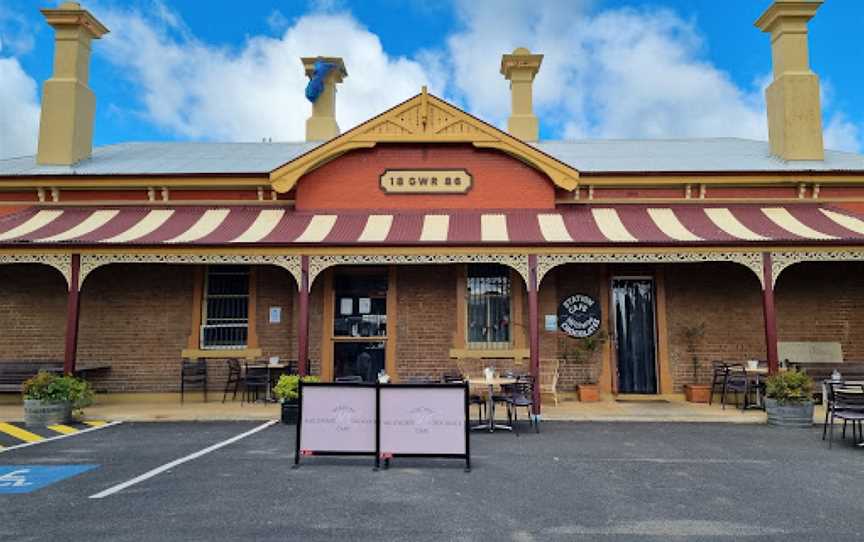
[201, 265, 249, 349]
[466, 264, 511, 347]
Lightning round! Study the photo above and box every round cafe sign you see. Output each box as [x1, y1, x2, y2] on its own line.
[558, 294, 601, 338]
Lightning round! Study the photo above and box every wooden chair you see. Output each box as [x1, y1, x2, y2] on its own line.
[539, 359, 560, 406]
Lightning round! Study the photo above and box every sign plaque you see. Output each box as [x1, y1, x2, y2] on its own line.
[558, 294, 601, 338]
[380, 169, 472, 194]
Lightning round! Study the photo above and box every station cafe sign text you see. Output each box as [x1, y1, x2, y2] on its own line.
[558, 293, 601, 338]
[380, 169, 472, 194]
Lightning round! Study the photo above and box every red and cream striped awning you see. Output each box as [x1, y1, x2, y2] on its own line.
[0, 204, 863, 246]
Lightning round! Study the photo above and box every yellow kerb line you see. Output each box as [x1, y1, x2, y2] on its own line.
[47, 424, 79, 435]
[0, 422, 44, 443]
[84, 420, 107, 427]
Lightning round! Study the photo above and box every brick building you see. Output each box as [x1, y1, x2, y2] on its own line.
[2, 1, 864, 414]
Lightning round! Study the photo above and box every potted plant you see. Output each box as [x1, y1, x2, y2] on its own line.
[22, 371, 94, 427]
[680, 322, 711, 403]
[559, 332, 606, 402]
[273, 374, 320, 424]
[764, 370, 814, 428]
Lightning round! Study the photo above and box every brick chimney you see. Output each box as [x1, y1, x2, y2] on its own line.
[500, 48, 543, 142]
[301, 56, 347, 142]
[37, 2, 109, 165]
[755, 0, 824, 161]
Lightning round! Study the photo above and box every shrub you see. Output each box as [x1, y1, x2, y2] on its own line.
[765, 370, 814, 405]
[273, 374, 320, 403]
[22, 371, 94, 411]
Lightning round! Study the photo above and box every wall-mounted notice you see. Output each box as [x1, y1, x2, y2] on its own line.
[379, 386, 466, 456]
[299, 385, 376, 454]
[269, 306, 282, 324]
[339, 298, 353, 316]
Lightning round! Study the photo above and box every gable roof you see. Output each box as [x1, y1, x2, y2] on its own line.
[267, 88, 581, 192]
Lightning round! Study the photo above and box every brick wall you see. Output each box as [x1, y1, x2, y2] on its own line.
[295, 143, 556, 211]
[0, 265, 67, 361]
[5, 260, 861, 395]
[541, 264, 607, 391]
[255, 266, 296, 366]
[776, 262, 864, 361]
[77, 264, 194, 392]
[394, 265, 459, 381]
[665, 263, 765, 391]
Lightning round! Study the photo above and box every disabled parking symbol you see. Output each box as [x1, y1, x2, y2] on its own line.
[0, 465, 97, 494]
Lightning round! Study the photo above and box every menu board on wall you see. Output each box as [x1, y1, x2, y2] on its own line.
[298, 385, 377, 454]
[378, 386, 467, 456]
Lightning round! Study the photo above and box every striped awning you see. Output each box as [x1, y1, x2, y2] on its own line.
[0, 204, 863, 246]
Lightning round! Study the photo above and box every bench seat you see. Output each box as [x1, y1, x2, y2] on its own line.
[792, 362, 864, 404]
[0, 361, 111, 393]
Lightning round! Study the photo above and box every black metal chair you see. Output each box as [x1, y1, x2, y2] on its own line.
[721, 364, 759, 410]
[708, 362, 729, 405]
[826, 383, 864, 449]
[504, 375, 538, 435]
[242, 362, 268, 403]
[822, 379, 838, 441]
[335, 375, 364, 383]
[443, 372, 486, 424]
[222, 358, 243, 403]
[180, 359, 207, 404]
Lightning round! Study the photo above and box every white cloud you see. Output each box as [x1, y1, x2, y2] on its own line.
[824, 114, 862, 153]
[0, 1, 39, 56]
[95, 5, 437, 142]
[3, 0, 859, 157]
[441, 2, 769, 141]
[0, 56, 39, 159]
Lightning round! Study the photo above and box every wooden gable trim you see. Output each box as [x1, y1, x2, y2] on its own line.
[269, 88, 580, 193]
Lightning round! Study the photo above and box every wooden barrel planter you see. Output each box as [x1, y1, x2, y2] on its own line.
[765, 399, 814, 428]
[24, 399, 72, 427]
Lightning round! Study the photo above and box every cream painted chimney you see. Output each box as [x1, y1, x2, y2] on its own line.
[36, 2, 108, 165]
[301, 57, 347, 142]
[500, 48, 543, 142]
[755, 0, 824, 161]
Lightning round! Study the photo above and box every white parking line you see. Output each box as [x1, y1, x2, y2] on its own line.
[0, 421, 123, 454]
[89, 420, 277, 499]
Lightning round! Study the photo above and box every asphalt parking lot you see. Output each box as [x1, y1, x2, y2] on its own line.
[2, 421, 864, 541]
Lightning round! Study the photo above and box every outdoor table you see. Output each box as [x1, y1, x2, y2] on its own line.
[744, 366, 769, 409]
[467, 377, 516, 432]
[247, 362, 290, 402]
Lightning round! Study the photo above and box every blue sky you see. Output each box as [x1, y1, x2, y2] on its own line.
[1, 0, 862, 159]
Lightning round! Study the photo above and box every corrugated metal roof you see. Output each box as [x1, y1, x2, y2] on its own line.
[533, 138, 864, 173]
[2, 203, 863, 246]
[0, 141, 321, 176]
[1, 137, 862, 177]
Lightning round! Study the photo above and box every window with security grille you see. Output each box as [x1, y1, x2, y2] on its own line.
[466, 264, 511, 347]
[201, 265, 249, 349]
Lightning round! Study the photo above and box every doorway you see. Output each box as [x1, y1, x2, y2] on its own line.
[331, 269, 388, 382]
[612, 278, 658, 394]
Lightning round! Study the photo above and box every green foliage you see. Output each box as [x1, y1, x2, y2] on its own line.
[22, 371, 94, 411]
[273, 374, 320, 402]
[558, 331, 608, 363]
[765, 370, 814, 405]
[680, 322, 706, 353]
